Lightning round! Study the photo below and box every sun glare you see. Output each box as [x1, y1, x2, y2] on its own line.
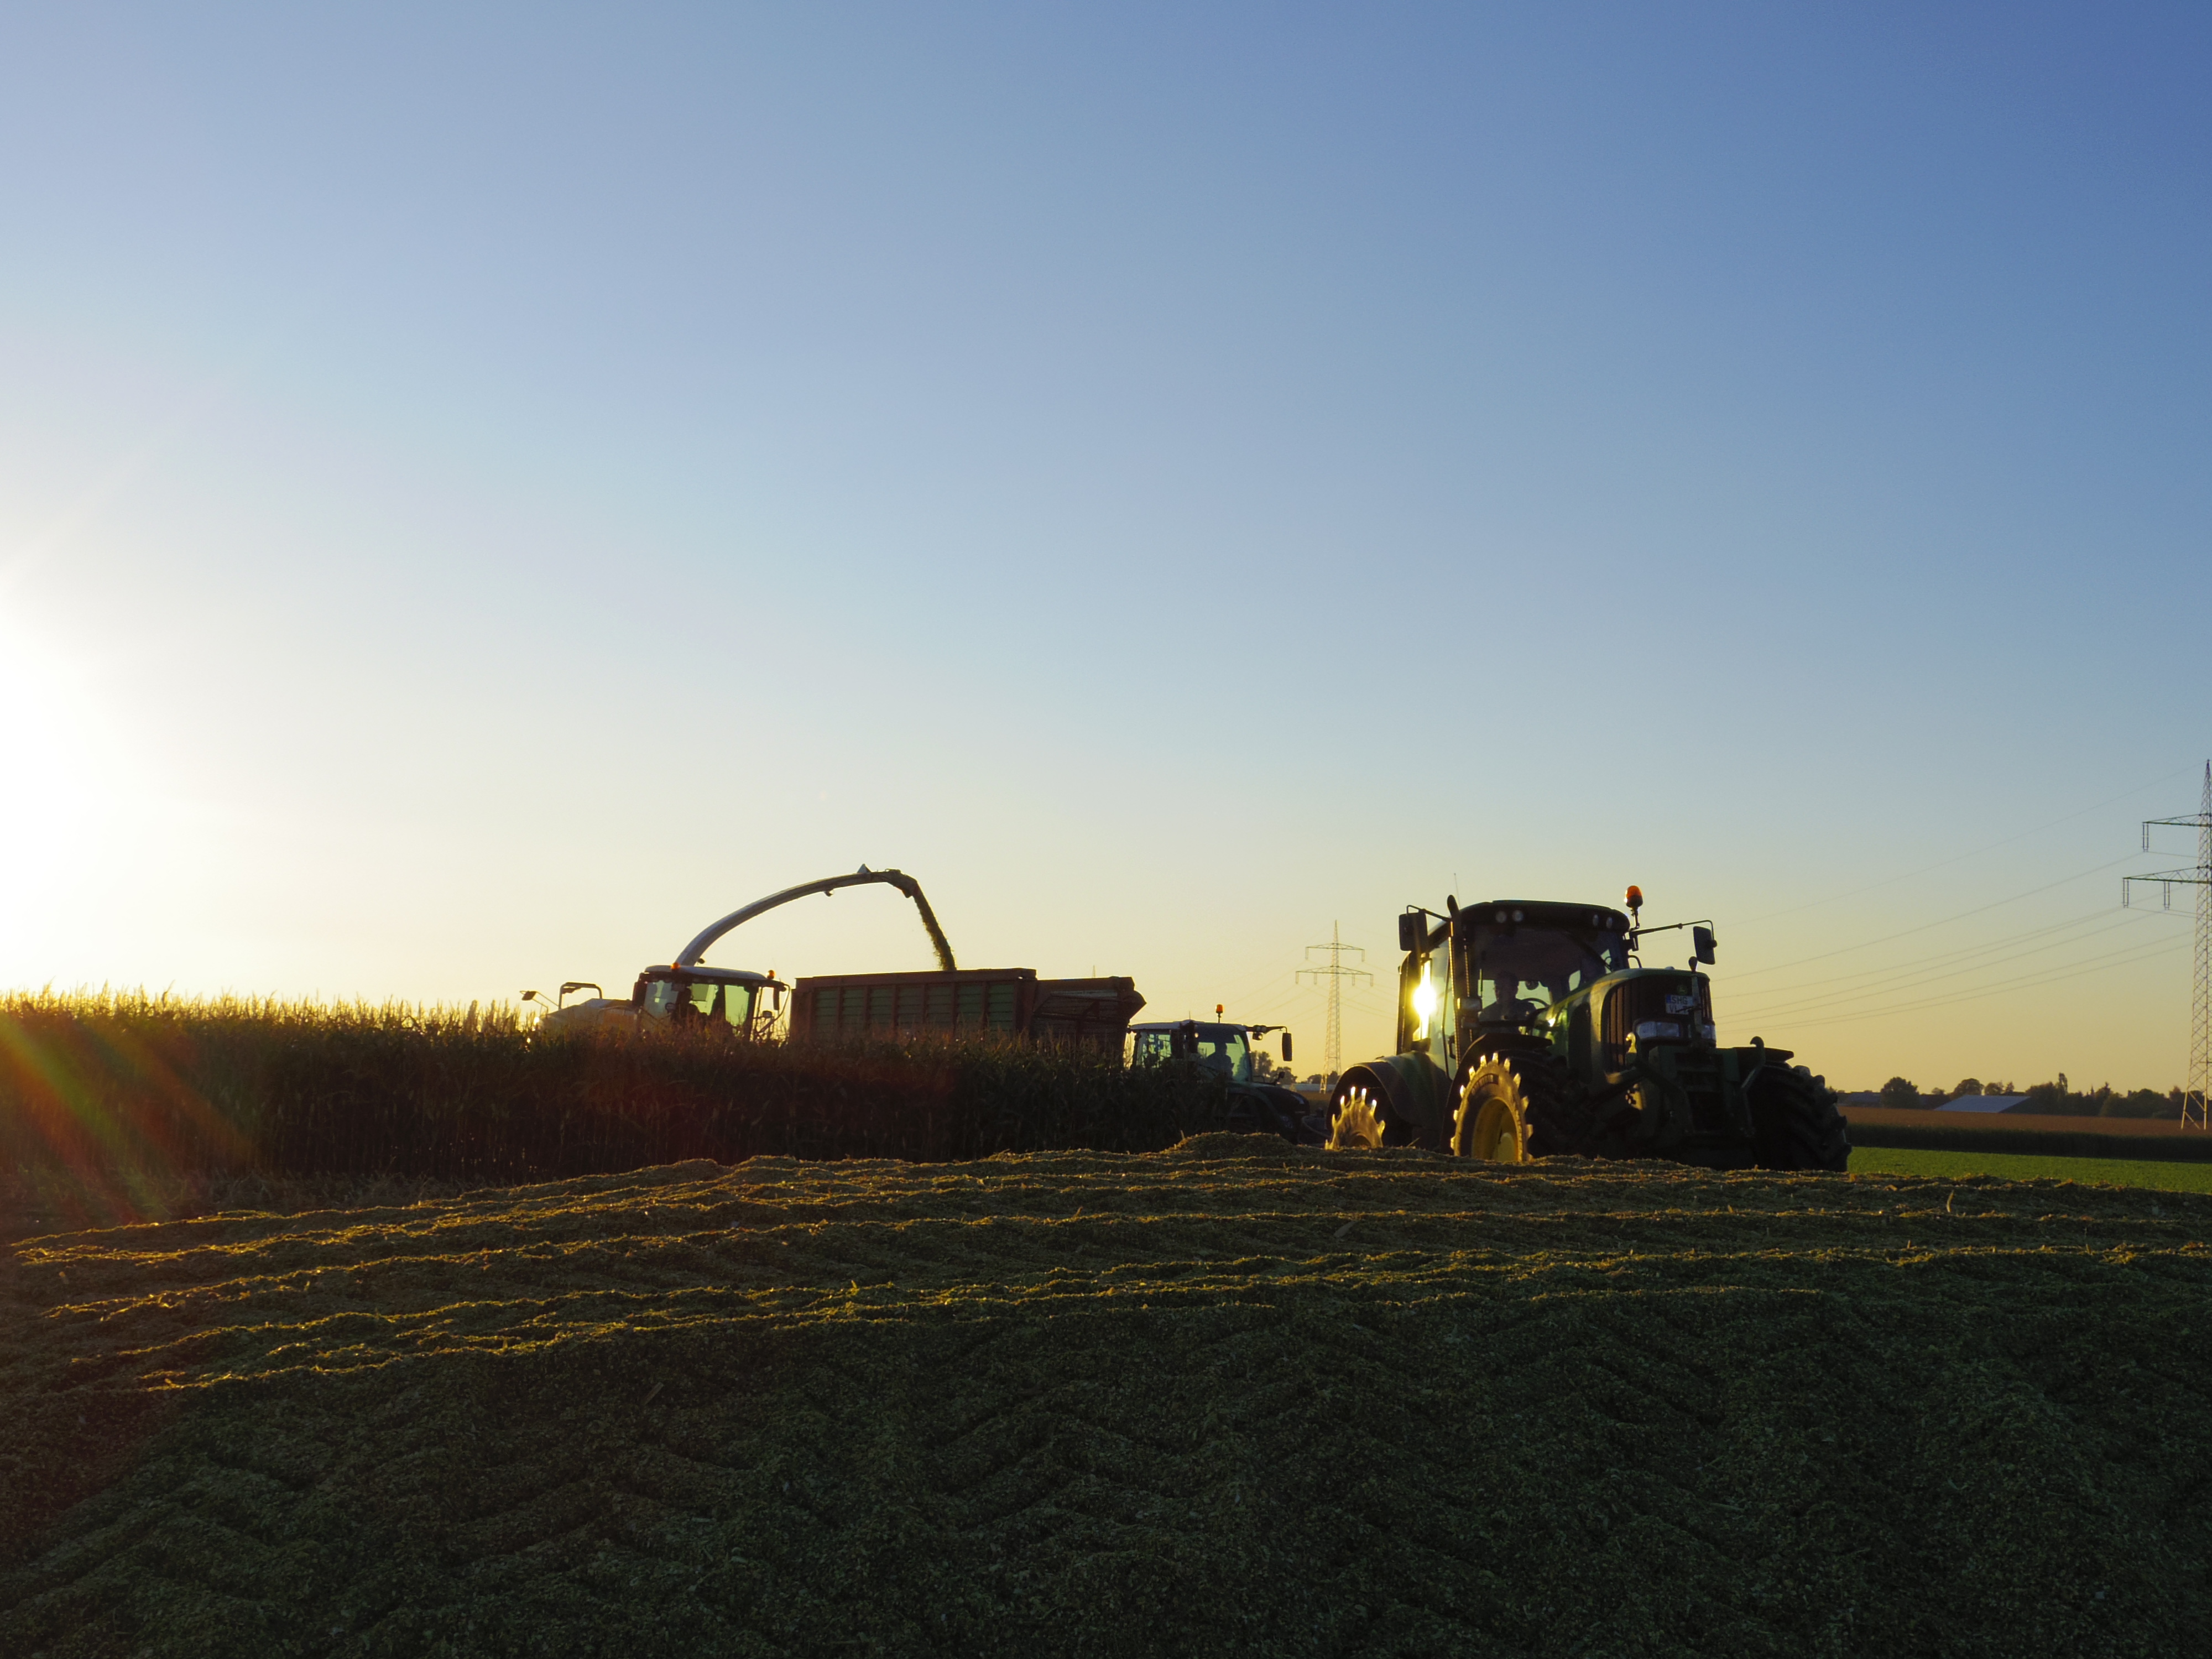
[0, 611, 128, 951]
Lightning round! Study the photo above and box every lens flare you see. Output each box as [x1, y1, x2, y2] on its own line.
[1411, 962, 1438, 1039]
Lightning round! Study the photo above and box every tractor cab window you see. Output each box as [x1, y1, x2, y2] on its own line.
[1125, 1024, 1252, 1082]
[1474, 930, 1624, 1019]
[1128, 1029, 1175, 1066]
[1194, 1029, 1252, 1084]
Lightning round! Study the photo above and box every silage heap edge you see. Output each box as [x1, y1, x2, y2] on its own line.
[3, 1136, 2208, 1658]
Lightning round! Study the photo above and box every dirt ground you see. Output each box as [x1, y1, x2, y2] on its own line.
[3, 1136, 2208, 1657]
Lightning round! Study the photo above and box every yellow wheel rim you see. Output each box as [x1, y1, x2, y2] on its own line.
[1327, 1086, 1388, 1150]
[1453, 1055, 1529, 1162]
[1469, 1097, 1524, 1162]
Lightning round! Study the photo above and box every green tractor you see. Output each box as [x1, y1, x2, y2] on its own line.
[1323, 889, 1849, 1170]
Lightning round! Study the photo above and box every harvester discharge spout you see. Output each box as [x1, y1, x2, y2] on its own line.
[674, 866, 958, 972]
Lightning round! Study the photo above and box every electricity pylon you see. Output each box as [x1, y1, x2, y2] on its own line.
[2122, 761, 2212, 1130]
[1297, 922, 1372, 1081]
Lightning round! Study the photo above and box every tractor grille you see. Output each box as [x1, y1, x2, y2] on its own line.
[1603, 976, 1714, 1067]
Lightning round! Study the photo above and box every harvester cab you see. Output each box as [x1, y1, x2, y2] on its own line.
[635, 966, 785, 1031]
[1327, 888, 1848, 1171]
[530, 967, 788, 1036]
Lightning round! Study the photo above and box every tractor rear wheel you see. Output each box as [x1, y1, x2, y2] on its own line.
[1452, 1050, 1587, 1161]
[1325, 1073, 1399, 1150]
[1746, 1063, 1851, 1171]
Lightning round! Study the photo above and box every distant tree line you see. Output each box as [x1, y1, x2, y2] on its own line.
[1874, 1072, 2186, 1118]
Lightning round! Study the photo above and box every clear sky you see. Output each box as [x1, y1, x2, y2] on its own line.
[2, 3, 2206, 1093]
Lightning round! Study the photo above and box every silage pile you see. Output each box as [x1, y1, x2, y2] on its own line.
[3, 1137, 2208, 1657]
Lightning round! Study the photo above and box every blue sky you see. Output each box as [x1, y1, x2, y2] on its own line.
[2, 3, 2206, 1089]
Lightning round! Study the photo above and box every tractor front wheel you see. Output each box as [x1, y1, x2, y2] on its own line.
[1452, 1051, 1585, 1161]
[1325, 1072, 1401, 1150]
[1746, 1063, 1851, 1171]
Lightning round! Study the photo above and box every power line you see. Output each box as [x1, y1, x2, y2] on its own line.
[1760, 932, 2191, 1032]
[1735, 764, 2195, 926]
[2122, 763, 2211, 1130]
[1296, 923, 1371, 1081]
[1750, 927, 2189, 1026]
[1727, 905, 2126, 1008]
[1728, 854, 2144, 981]
[1236, 981, 1336, 1027]
[1729, 909, 2181, 1022]
[1207, 951, 1314, 1020]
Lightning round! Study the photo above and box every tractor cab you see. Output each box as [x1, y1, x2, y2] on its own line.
[1126, 1020, 1255, 1082]
[1429, 903, 1726, 1076]
[1126, 1018, 1308, 1141]
[1396, 900, 1634, 1072]
[1462, 909, 1631, 1026]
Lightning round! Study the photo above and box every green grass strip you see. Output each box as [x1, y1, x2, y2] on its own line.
[1851, 1145, 2212, 1192]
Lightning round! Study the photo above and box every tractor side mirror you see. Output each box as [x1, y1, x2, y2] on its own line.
[1281, 1031, 1293, 1063]
[1397, 911, 1423, 952]
[1693, 926, 1717, 965]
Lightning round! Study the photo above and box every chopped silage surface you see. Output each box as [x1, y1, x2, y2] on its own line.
[3, 1138, 2208, 1659]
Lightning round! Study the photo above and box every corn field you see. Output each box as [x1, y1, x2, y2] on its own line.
[0, 990, 1229, 1185]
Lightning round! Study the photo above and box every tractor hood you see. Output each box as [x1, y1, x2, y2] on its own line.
[1543, 968, 1718, 1074]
